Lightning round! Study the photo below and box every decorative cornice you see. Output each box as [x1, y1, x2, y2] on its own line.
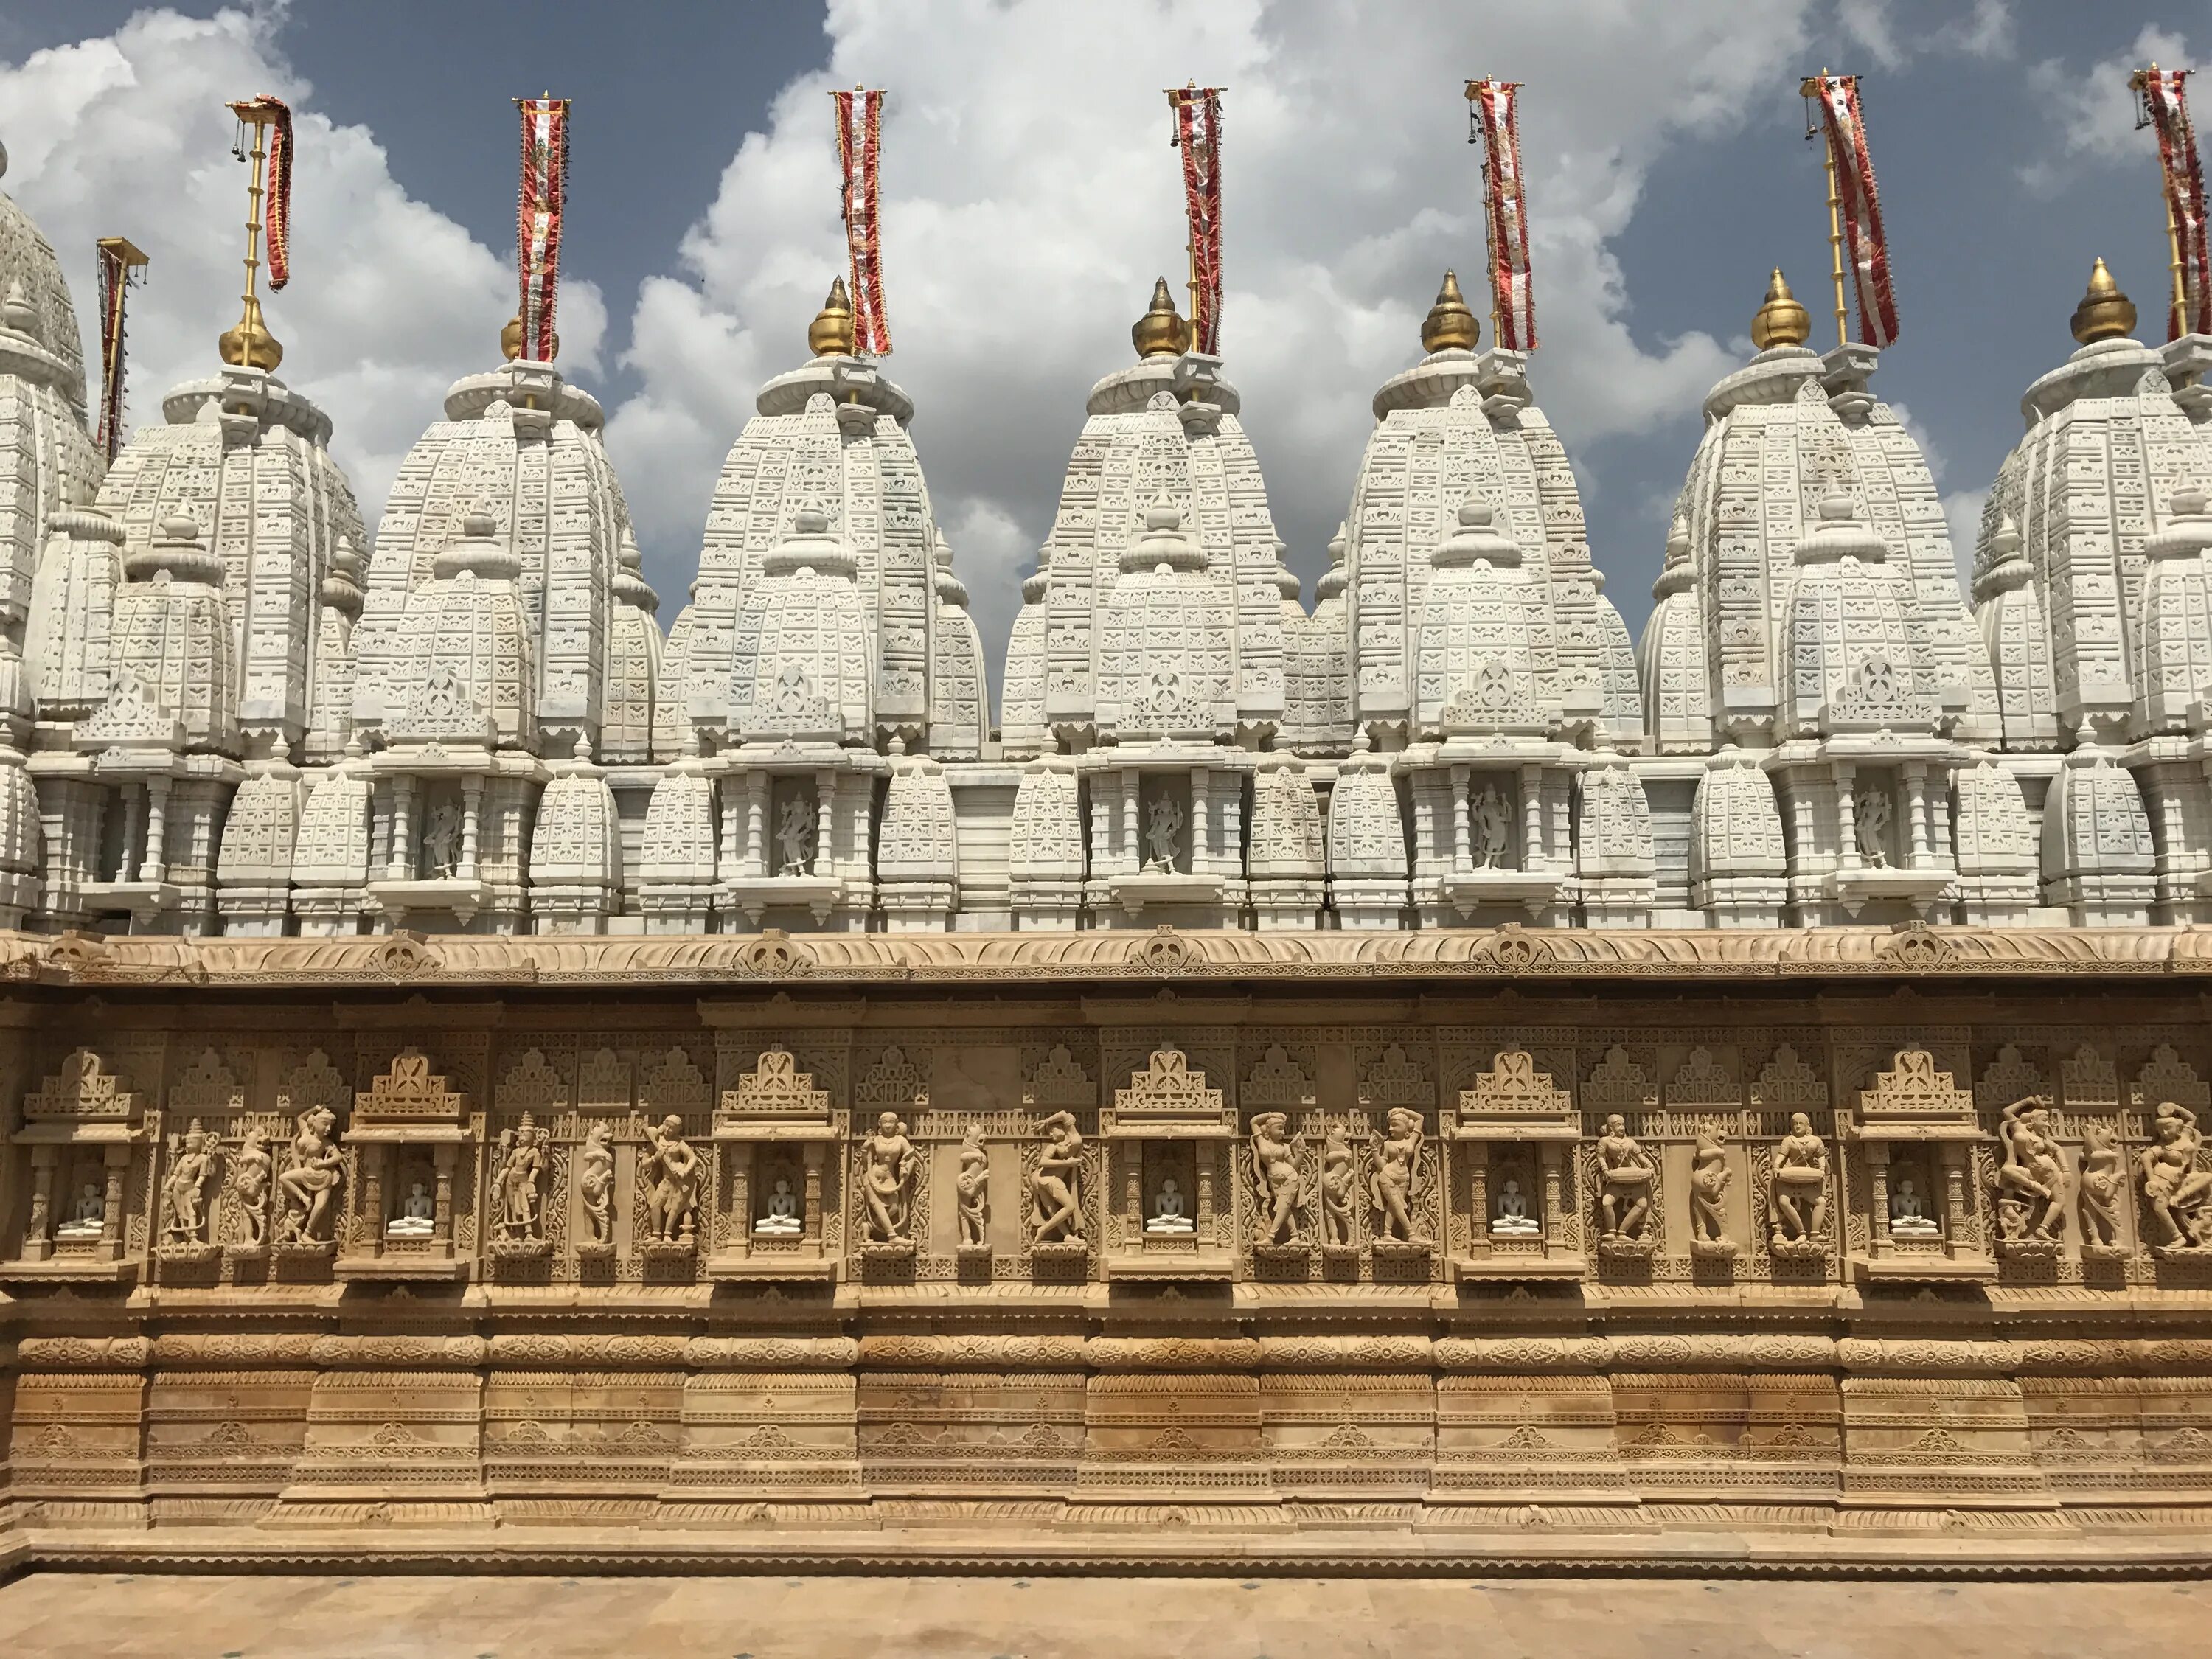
[4, 923, 2207, 992]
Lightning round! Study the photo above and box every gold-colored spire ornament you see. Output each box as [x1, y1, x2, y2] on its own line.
[501, 313, 524, 361]
[1131, 276, 1191, 359]
[1420, 269, 1479, 354]
[2070, 257, 2138, 345]
[1750, 268, 1810, 350]
[218, 98, 289, 372]
[808, 275, 856, 357]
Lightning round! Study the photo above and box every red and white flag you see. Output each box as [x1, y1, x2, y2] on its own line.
[833, 88, 891, 355]
[1468, 79, 1537, 352]
[228, 95, 293, 291]
[1810, 74, 1899, 347]
[516, 97, 570, 363]
[2140, 66, 2212, 339]
[1169, 86, 1225, 356]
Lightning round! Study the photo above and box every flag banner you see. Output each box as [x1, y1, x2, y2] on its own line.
[96, 242, 131, 462]
[833, 88, 891, 355]
[1469, 79, 1537, 352]
[517, 97, 571, 363]
[1171, 86, 1224, 355]
[1812, 74, 1899, 347]
[230, 95, 293, 290]
[2142, 67, 2212, 339]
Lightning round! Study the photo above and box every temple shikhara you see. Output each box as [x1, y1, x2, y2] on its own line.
[10, 67, 2212, 1576]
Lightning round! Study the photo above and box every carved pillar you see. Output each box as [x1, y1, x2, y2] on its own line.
[1124, 1146, 1142, 1239]
[388, 776, 417, 880]
[1940, 1144, 1970, 1257]
[1930, 776, 1954, 866]
[1121, 773, 1139, 869]
[1452, 765, 1472, 874]
[1189, 769, 1208, 874]
[1865, 1142, 1893, 1252]
[1540, 1142, 1565, 1250]
[432, 1143, 454, 1251]
[1835, 762, 1859, 872]
[1196, 1144, 1216, 1239]
[730, 1144, 751, 1258]
[369, 782, 392, 874]
[742, 774, 765, 877]
[1902, 764, 1930, 869]
[118, 783, 145, 881]
[802, 1142, 824, 1247]
[813, 773, 835, 877]
[100, 1143, 128, 1260]
[138, 774, 170, 883]
[1519, 763, 1542, 870]
[1464, 1139, 1490, 1259]
[361, 1145, 384, 1257]
[23, 1146, 55, 1260]
[459, 778, 483, 880]
[1223, 768, 1243, 877]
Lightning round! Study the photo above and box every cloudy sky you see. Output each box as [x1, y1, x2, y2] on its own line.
[0, 1, 2203, 702]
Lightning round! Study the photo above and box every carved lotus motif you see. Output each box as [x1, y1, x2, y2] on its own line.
[1878, 923, 1956, 970]
[1475, 925, 1552, 973]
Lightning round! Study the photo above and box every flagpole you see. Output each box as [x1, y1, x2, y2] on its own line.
[1169, 84, 1200, 348]
[2135, 66, 2190, 337]
[1801, 72, 1848, 349]
[1466, 81, 1499, 343]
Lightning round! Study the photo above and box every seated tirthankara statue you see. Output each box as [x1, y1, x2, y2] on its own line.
[1146, 1176, 1196, 1235]
[755, 1178, 802, 1236]
[1888, 1175, 1940, 1238]
[55, 1182, 105, 1239]
[1491, 1177, 1540, 1237]
[388, 1182, 436, 1237]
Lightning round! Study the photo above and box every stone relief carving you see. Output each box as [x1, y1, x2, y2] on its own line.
[1689, 1124, 1733, 1248]
[494, 1115, 549, 1247]
[1768, 1112, 1830, 1254]
[642, 1115, 700, 1246]
[274, 1106, 344, 1246]
[159, 1121, 218, 1250]
[956, 1126, 990, 1248]
[2079, 1121, 2126, 1252]
[229, 1127, 272, 1248]
[1031, 1110, 1085, 1246]
[1994, 1096, 2066, 1247]
[1371, 1108, 1429, 1247]
[578, 1122, 616, 1247]
[861, 1110, 922, 1246]
[1248, 1111, 1304, 1248]
[2139, 1102, 2212, 1251]
[1320, 1125, 1357, 1248]
[1594, 1113, 1656, 1248]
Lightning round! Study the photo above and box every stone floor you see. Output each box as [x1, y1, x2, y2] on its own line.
[1, 1571, 2207, 1658]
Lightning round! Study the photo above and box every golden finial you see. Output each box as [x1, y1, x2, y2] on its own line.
[1750, 268, 1809, 351]
[1132, 276, 1191, 359]
[2070, 257, 2137, 345]
[1420, 269, 1479, 355]
[218, 295, 282, 371]
[808, 276, 855, 358]
[501, 314, 523, 361]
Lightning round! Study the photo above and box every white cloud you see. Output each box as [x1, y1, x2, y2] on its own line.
[1944, 486, 1989, 594]
[602, 0, 1826, 667]
[0, 6, 605, 531]
[2020, 24, 2194, 194]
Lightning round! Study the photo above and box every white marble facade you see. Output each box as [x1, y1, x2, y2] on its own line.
[7, 153, 2211, 936]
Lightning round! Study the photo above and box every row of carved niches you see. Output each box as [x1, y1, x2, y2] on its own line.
[11, 1031, 2212, 1290]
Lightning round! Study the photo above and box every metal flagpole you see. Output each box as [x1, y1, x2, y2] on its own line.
[1801, 72, 1848, 349]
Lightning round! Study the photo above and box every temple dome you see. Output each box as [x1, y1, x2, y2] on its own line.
[1095, 504, 1235, 741]
[726, 508, 874, 745]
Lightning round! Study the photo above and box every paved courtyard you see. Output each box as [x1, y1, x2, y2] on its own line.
[1, 1571, 2208, 1658]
